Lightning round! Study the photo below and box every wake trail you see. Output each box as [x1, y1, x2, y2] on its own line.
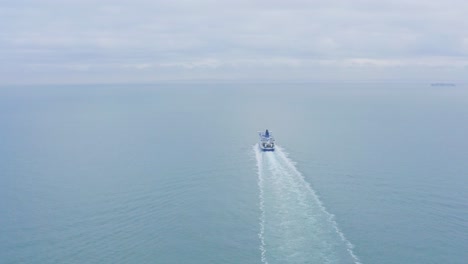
[255, 147, 268, 264]
[254, 144, 361, 264]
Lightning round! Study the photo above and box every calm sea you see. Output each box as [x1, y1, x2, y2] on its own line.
[1, 83, 467, 263]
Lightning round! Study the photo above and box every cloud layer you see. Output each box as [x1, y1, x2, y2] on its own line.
[1, 0, 468, 84]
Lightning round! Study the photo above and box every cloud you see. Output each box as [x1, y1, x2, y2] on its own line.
[1, 0, 468, 84]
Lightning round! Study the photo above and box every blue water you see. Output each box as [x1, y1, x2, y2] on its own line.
[1, 83, 467, 263]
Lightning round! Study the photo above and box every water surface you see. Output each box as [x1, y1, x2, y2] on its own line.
[1, 83, 467, 263]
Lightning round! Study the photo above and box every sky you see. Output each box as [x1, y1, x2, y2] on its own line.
[1, 0, 468, 84]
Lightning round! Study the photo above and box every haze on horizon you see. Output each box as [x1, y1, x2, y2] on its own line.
[1, 0, 468, 85]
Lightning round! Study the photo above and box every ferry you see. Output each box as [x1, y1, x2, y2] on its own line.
[259, 129, 275, 151]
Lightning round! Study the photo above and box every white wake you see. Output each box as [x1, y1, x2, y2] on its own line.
[254, 144, 361, 264]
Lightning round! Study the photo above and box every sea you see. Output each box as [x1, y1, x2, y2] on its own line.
[0, 83, 467, 264]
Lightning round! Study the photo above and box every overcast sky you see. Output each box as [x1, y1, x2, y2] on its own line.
[1, 0, 468, 84]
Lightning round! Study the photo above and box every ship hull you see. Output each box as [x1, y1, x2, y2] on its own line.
[260, 147, 275, 151]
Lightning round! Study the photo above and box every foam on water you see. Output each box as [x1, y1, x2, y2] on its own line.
[255, 146, 268, 264]
[254, 144, 361, 264]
